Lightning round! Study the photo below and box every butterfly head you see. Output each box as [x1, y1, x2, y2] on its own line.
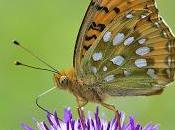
[53, 68, 76, 90]
[59, 75, 69, 87]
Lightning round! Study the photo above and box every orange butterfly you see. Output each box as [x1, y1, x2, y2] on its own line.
[55, 0, 174, 114]
[14, 0, 175, 129]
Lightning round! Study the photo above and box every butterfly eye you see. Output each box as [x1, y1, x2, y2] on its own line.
[59, 76, 68, 86]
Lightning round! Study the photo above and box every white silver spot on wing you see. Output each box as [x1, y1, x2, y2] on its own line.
[147, 69, 156, 78]
[168, 43, 171, 52]
[124, 37, 135, 46]
[91, 66, 97, 74]
[141, 15, 147, 19]
[103, 31, 112, 42]
[168, 56, 171, 67]
[163, 31, 167, 37]
[124, 70, 131, 77]
[113, 33, 125, 45]
[136, 47, 150, 56]
[92, 52, 103, 61]
[111, 56, 125, 66]
[135, 59, 147, 68]
[104, 75, 115, 82]
[103, 66, 108, 72]
[126, 13, 133, 19]
[155, 22, 160, 28]
[138, 38, 146, 44]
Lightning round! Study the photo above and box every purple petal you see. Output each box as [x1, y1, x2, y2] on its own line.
[101, 124, 104, 130]
[66, 121, 69, 130]
[135, 124, 141, 130]
[91, 118, 95, 129]
[70, 120, 75, 130]
[37, 122, 49, 130]
[95, 107, 99, 116]
[43, 122, 49, 130]
[95, 112, 101, 130]
[111, 117, 116, 125]
[129, 116, 135, 130]
[77, 119, 82, 130]
[54, 111, 61, 127]
[107, 121, 111, 130]
[87, 119, 90, 130]
[64, 108, 72, 123]
[143, 123, 160, 130]
[120, 112, 125, 127]
[114, 121, 118, 130]
[151, 124, 160, 130]
[21, 124, 34, 130]
[47, 113, 54, 127]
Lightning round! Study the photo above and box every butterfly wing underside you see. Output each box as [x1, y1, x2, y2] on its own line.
[74, 0, 175, 96]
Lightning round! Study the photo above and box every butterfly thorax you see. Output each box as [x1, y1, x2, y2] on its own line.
[54, 68, 107, 103]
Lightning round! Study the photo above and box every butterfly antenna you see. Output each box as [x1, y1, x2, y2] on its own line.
[36, 86, 63, 121]
[14, 61, 57, 73]
[13, 40, 59, 74]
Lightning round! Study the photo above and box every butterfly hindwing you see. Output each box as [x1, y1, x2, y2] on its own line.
[74, 0, 175, 96]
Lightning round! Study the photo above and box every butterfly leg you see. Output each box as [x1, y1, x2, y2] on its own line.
[101, 102, 121, 130]
[76, 97, 88, 130]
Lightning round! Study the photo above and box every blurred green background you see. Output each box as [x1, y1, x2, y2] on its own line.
[0, 0, 175, 129]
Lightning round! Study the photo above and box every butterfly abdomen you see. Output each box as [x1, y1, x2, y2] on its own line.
[73, 84, 107, 103]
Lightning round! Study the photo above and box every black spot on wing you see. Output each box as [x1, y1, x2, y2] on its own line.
[95, 5, 109, 13]
[85, 35, 97, 41]
[95, 3, 120, 14]
[89, 22, 106, 32]
[91, 1, 95, 6]
[113, 7, 120, 14]
[83, 44, 92, 50]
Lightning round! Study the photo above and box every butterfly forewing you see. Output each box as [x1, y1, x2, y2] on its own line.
[74, 0, 156, 75]
[74, 0, 175, 96]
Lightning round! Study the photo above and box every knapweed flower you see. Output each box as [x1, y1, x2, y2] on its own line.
[21, 107, 159, 130]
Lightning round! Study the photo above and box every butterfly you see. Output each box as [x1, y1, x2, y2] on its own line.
[54, 0, 174, 114]
[14, 0, 175, 129]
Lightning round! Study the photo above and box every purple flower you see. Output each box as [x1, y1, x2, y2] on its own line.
[21, 107, 159, 130]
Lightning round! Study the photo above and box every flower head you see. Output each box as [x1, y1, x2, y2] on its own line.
[22, 107, 159, 130]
